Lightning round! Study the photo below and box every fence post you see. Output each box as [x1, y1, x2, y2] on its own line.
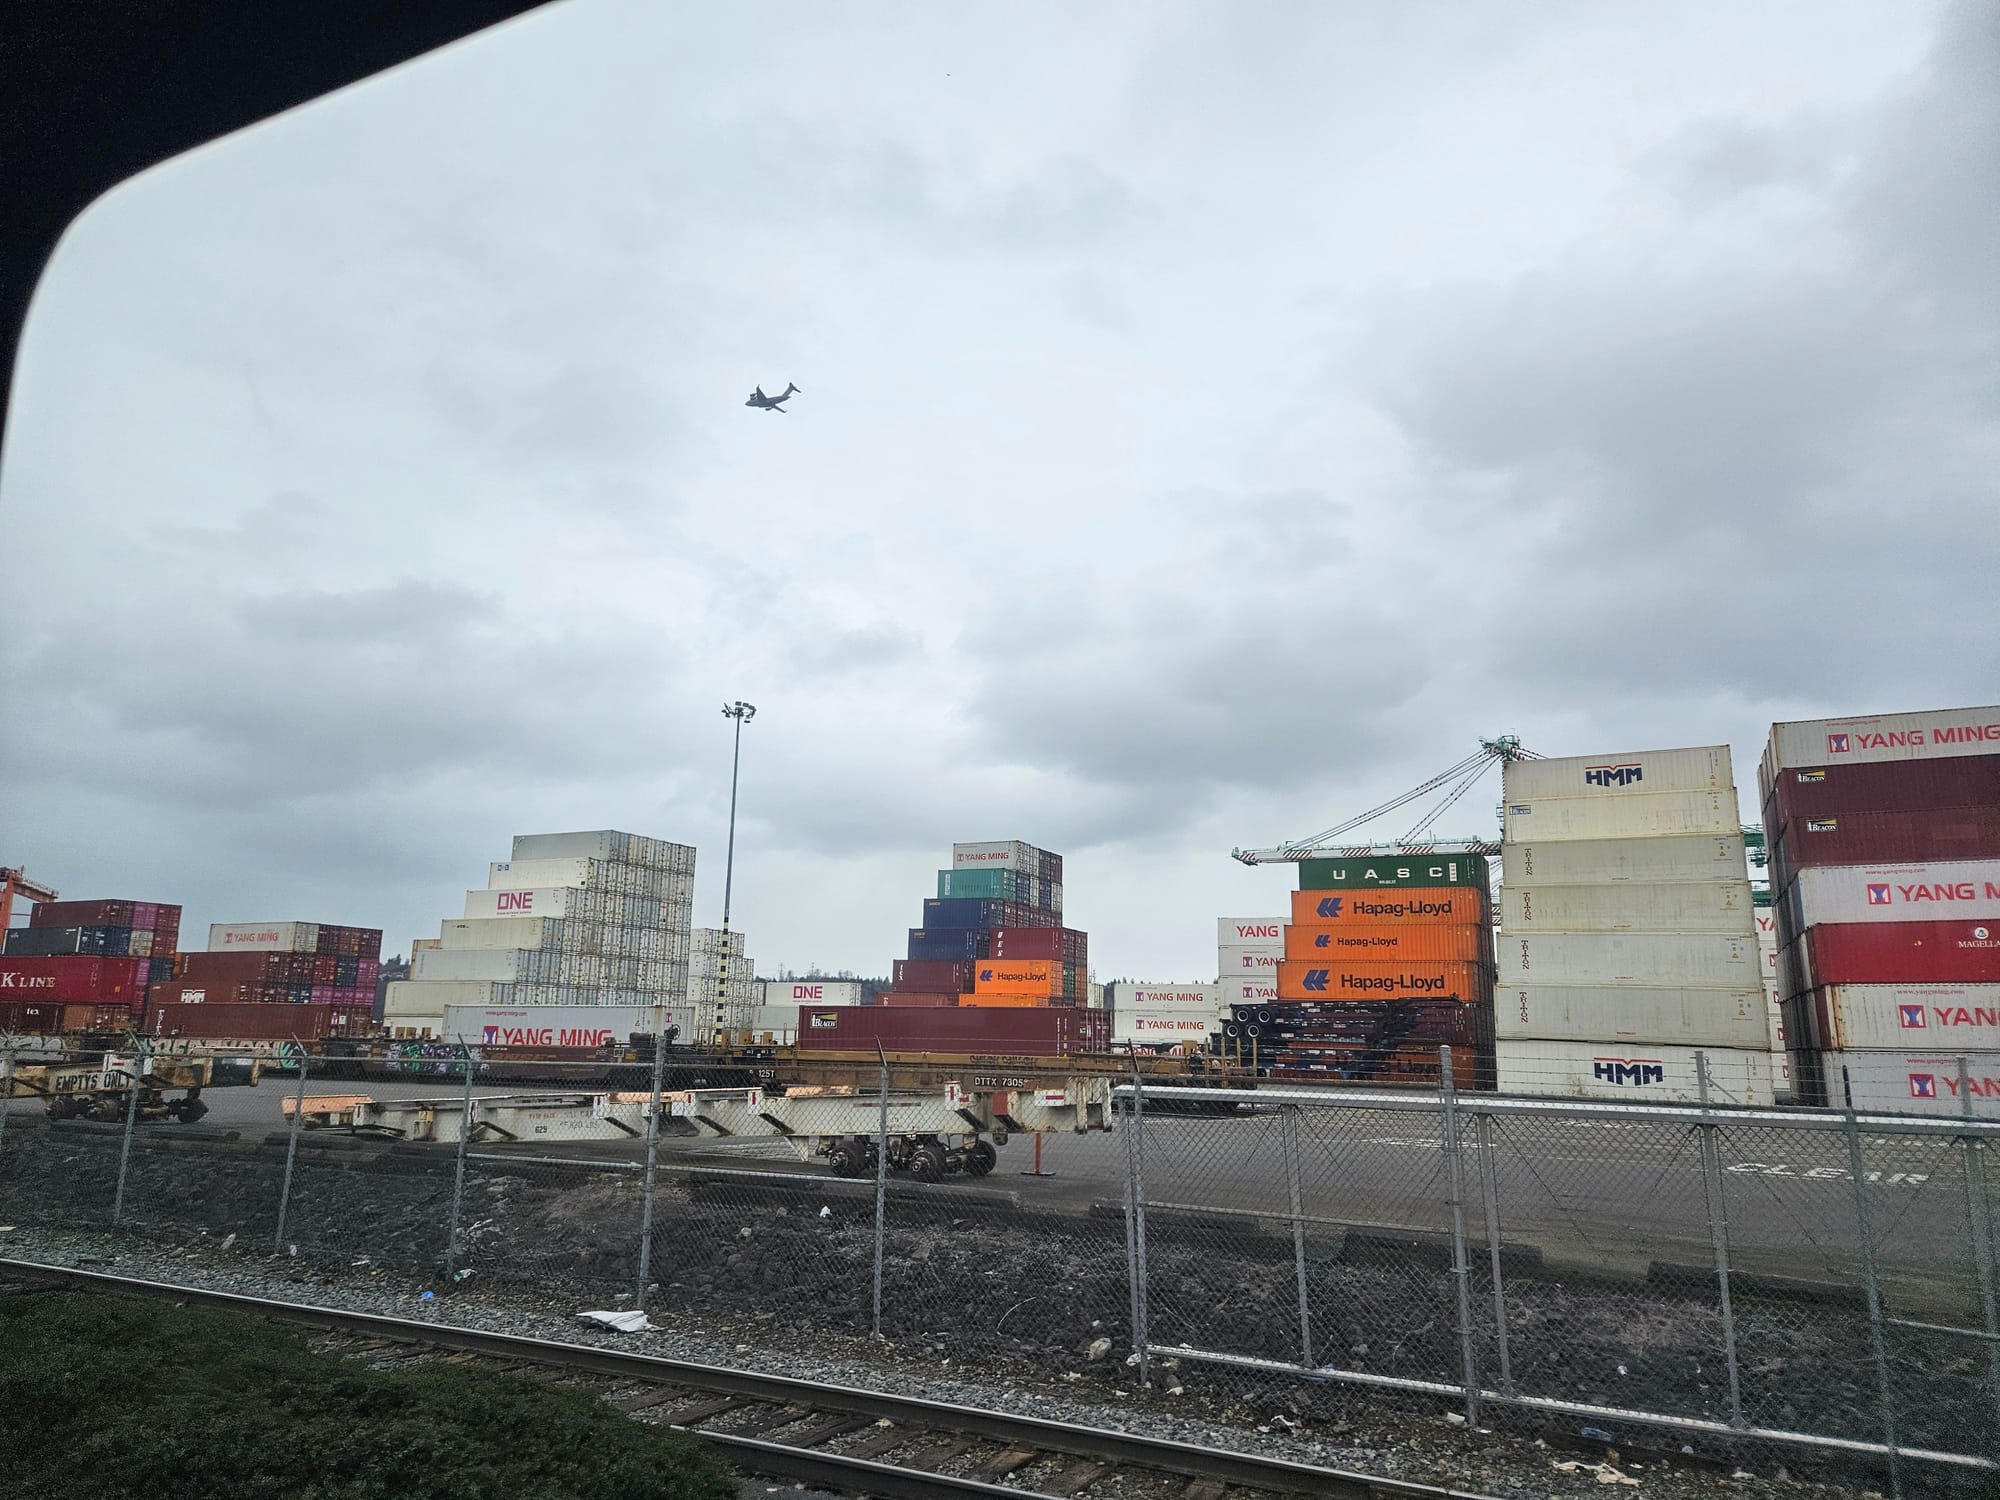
[634, 1026, 669, 1309]
[1281, 1103, 1314, 1368]
[871, 1044, 889, 1340]
[273, 1047, 310, 1254]
[110, 1046, 144, 1227]
[1473, 1109, 1513, 1396]
[1122, 1055, 1151, 1384]
[1437, 1045, 1480, 1426]
[443, 1047, 477, 1279]
[1694, 1052, 1746, 1429]
[0, 1036, 15, 1176]
[1956, 1056, 2000, 1423]
[1840, 1065, 1903, 1499]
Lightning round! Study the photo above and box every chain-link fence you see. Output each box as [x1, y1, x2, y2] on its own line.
[3, 1035, 1997, 1491]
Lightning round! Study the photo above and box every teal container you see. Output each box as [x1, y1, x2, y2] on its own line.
[937, 868, 1016, 900]
[1297, 854, 1490, 890]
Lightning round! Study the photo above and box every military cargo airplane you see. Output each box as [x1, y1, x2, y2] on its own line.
[745, 382, 800, 412]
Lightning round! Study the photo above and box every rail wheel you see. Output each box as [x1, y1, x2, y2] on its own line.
[826, 1141, 866, 1178]
[910, 1142, 947, 1183]
[964, 1140, 997, 1176]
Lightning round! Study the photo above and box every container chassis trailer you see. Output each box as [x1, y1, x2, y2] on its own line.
[0, 1051, 262, 1123]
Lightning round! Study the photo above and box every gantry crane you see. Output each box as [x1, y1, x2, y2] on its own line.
[0, 866, 58, 936]
[1231, 736, 1540, 865]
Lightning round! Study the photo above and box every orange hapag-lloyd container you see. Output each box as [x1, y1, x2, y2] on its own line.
[1275, 959, 1492, 1003]
[1283, 923, 1489, 962]
[971, 958, 1061, 995]
[959, 992, 1049, 1008]
[1288, 886, 1489, 928]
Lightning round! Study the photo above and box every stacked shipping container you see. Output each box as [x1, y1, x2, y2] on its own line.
[1496, 746, 1772, 1103]
[1760, 705, 2000, 1115]
[876, 841, 1088, 1009]
[1237, 854, 1494, 1085]
[382, 830, 695, 1038]
[0, 898, 181, 1031]
[689, 927, 756, 1034]
[148, 919, 382, 1040]
[1104, 981, 1222, 1046]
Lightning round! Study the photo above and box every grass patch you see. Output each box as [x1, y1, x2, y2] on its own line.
[0, 1288, 736, 1500]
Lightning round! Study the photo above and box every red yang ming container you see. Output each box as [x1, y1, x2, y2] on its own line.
[1802, 921, 2000, 985]
[1771, 806, 2000, 888]
[1764, 754, 2000, 839]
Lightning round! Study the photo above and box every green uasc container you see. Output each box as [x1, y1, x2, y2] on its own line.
[1297, 854, 1490, 890]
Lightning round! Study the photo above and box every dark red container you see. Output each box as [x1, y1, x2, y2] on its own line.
[179, 951, 321, 984]
[146, 1001, 373, 1040]
[0, 955, 151, 1003]
[1766, 754, 2000, 839]
[891, 959, 974, 990]
[795, 1005, 1108, 1055]
[62, 1002, 140, 1030]
[30, 899, 134, 929]
[1771, 806, 2000, 888]
[0, 1000, 64, 1030]
[1801, 921, 2000, 985]
[872, 992, 961, 1007]
[987, 927, 1089, 964]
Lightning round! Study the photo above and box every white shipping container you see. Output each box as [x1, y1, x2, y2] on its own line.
[1755, 911, 1778, 952]
[1817, 1050, 2000, 1117]
[414, 948, 529, 983]
[1108, 983, 1221, 1009]
[1114, 1008, 1221, 1044]
[1503, 745, 1733, 801]
[1217, 917, 1287, 946]
[208, 921, 320, 953]
[510, 830, 631, 864]
[1494, 984, 1770, 1048]
[384, 978, 506, 1020]
[1804, 984, 2000, 1050]
[1503, 834, 1750, 887]
[1764, 704, 2000, 779]
[1500, 881, 1755, 935]
[1223, 978, 1281, 1003]
[951, 840, 1048, 871]
[440, 1004, 699, 1046]
[1500, 932, 1762, 988]
[1217, 944, 1283, 974]
[1786, 859, 2000, 928]
[1503, 789, 1742, 844]
[1495, 1040, 1775, 1106]
[692, 927, 747, 955]
[760, 979, 865, 1006]
[438, 917, 560, 951]
[1768, 1051, 1793, 1099]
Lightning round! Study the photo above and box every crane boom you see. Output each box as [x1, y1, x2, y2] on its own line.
[0, 865, 60, 936]
[1232, 736, 1537, 865]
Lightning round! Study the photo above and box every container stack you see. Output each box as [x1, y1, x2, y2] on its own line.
[149, 920, 381, 1041]
[1233, 854, 1494, 1086]
[878, 841, 1086, 1008]
[382, 829, 696, 1039]
[0, 898, 181, 1032]
[1760, 706, 2000, 1114]
[1495, 746, 1772, 1103]
[1104, 981, 1222, 1047]
[690, 927, 756, 1034]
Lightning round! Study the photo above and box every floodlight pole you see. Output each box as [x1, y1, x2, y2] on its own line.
[714, 701, 756, 1042]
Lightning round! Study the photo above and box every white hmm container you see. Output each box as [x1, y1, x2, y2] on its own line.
[1500, 932, 1762, 988]
[1495, 1040, 1775, 1106]
[1107, 984, 1220, 1009]
[208, 921, 319, 953]
[1786, 859, 2000, 928]
[1494, 984, 1770, 1048]
[1817, 1050, 2000, 1117]
[1503, 789, 1742, 843]
[1115, 1009, 1221, 1044]
[1501, 881, 1755, 934]
[1804, 983, 2000, 1050]
[1217, 944, 1283, 974]
[1764, 704, 2000, 782]
[1217, 917, 1286, 946]
[1503, 834, 1749, 886]
[760, 979, 864, 1006]
[1504, 745, 1733, 800]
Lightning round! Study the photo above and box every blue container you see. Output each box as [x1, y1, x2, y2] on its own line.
[907, 928, 991, 961]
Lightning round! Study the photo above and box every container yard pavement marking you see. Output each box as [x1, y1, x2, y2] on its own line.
[1726, 1161, 1931, 1187]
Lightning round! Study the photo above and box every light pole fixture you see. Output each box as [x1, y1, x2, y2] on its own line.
[714, 701, 756, 1042]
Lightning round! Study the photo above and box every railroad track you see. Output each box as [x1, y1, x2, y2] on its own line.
[3, 1259, 1493, 1500]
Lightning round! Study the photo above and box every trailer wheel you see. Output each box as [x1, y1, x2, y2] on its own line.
[910, 1142, 947, 1183]
[827, 1142, 866, 1178]
[176, 1098, 209, 1124]
[964, 1140, 997, 1176]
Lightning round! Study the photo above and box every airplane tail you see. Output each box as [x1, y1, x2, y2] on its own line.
[782, 382, 799, 397]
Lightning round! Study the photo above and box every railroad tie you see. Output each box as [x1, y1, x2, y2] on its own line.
[979, 1446, 1041, 1477]
[1179, 1481, 1226, 1500]
[669, 1394, 768, 1426]
[777, 1413, 870, 1448]
[1040, 1457, 1111, 1496]
[844, 1423, 923, 1461]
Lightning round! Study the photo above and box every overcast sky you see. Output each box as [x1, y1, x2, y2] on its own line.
[2, 1, 1994, 981]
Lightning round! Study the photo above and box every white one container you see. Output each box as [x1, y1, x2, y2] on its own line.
[208, 921, 319, 953]
[1503, 834, 1750, 887]
[1494, 984, 1770, 1048]
[1495, 1040, 1776, 1106]
[1503, 745, 1733, 800]
[1499, 932, 1762, 988]
[1802, 984, 2000, 1050]
[1503, 789, 1742, 844]
[761, 979, 865, 1006]
[1764, 704, 2000, 781]
[1817, 1050, 2000, 1118]
[1786, 859, 2000, 928]
[1217, 918, 1286, 947]
[1217, 945, 1283, 975]
[1500, 882, 1755, 935]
